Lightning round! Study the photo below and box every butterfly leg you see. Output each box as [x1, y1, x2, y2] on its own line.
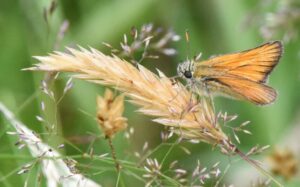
[194, 82, 217, 126]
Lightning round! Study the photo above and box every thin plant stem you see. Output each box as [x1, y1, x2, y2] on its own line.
[235, 148, 283, 187]
[160, 141, 177, 166]
[115, 170, 121, 187]
[108, 137, 121, 172]
[138, 143, 165, 166]
[214, 163, 231, 187]
[15, 90, 39, 115]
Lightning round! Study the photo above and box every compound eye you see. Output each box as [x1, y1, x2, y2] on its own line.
[184, 71, 192, 79]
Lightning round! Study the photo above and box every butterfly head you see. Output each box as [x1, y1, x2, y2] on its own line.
[177, 60, 195, 79]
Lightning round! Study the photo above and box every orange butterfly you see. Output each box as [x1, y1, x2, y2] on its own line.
[177, 41, 283, 105]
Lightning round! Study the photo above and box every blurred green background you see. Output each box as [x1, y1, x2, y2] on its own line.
[0, 0, 300, 186]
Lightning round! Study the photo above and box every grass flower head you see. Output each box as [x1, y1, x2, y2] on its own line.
[97, 89, 127, 138]
[26, 46, 234, 151]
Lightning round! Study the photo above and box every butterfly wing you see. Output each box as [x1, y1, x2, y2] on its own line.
[206, 77, 277, 105]
[194, 41, 282, 105]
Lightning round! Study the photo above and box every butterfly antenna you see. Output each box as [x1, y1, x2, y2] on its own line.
[185, 29, 195, 72]
[185, 30, 191, 62]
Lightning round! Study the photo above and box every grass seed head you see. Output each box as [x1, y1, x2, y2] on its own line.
[26, 46, 231, 150]
[97, 89, 127, 138]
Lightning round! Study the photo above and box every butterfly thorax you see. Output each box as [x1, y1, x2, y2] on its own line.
[177, 60, 212, 95]
[177, 60, 223, 82]
[177, 61, 234, 97]
[177, 60, 195, 79]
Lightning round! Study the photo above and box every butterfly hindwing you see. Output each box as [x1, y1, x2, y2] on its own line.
[213, 77, 277, 105]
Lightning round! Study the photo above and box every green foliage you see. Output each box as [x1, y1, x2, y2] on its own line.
[0, 0, 300, 186]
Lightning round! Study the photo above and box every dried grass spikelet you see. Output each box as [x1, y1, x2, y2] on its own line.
[25, 47, 230, 149]
[97, 89, 127, 138]
[267, 147, 298, 180]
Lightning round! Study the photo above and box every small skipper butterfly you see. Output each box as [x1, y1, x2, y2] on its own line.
[177, 41, 283, 105]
